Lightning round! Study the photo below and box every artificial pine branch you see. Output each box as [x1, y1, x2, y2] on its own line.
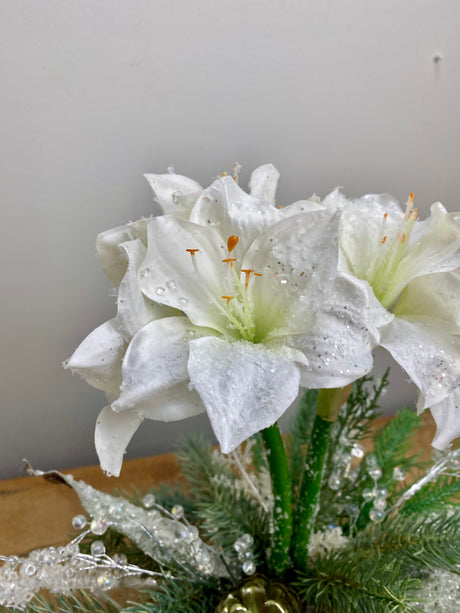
[123, 579, 224, 613]
[295, 551, 422, 613]
[16, 591, 121, 613]
[399, 475, 460, 516]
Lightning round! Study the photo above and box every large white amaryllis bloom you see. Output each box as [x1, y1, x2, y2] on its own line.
[95, 169, 389, 476]
[65, 170, 203, 474]
[338, 191, 460, 449]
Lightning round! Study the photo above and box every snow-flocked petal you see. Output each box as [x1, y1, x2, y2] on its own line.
[113, 316, 207, 420]
[242, 210, 341, 338]
[64, 319, 126, 395]
[139, 216, 229, 332]
[286, 273, 391, 388]
[187, 337, 300, 453]
[429, 392, 460, 450]
[144, 173, 202, 218]
[115, 239, 171, 341]
[248, 163, 280, 205]
[380, 316, 460, 408]
[95, 406, 143, 477]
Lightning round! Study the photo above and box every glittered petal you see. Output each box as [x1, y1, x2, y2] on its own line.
[96, 219, 151, 287]
[95, 406, 143, 477]
[144, 173, 202, 217]
[189, 176, 281, 251]
[187, 337, 300, 453]
[380, 316, 460, 408]
[242, 209, 340, 338]
[64, 319, 126, 395]
[116, 239, 171, 340]
[286, 273, 390, 388]
[113, 316, 207, 420]
[430, 393, 460, 450]
[248, 163, 280, 205]
[139, 216, 228, 332]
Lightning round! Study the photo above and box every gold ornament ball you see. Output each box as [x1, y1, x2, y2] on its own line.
[216, 575, 301, 613]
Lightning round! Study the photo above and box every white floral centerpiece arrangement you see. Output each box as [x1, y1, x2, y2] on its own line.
[2, 164, 460, 612]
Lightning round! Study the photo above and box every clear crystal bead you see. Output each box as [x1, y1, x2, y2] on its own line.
[142, 493, 156, 509]
[72, 514, 87, 531]
[90, 541, 106, 556]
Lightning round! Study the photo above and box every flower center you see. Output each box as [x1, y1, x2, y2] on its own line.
[186, 235, 263, 342]
[366, 193, 418, 309]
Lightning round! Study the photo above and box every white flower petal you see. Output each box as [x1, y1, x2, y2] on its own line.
[286, 273, 389, 388]
[394, 272, 460, 331]
[144, 173, 202, 217]
[113, 316, 208, 420]
[95, 406, 143, 477]
[380, 316, 460, 407]
[139, 216, 229, 332]
[338, 196, 403, 280]
[430, 393, 460, 450]
[187, 337, 300, 453]
[398, 203, 460, 283]
[248, 163, 280, 205]
[242, 209, 341, 338]
[116, 239, 170, 340]
[189, 176, 281, 251]
[64, 319, 126, 395]
[96, 219, 151, 286]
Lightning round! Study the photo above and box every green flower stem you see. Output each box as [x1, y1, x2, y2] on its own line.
[292, 385, 351, 570]
[261, 423, 293, 576]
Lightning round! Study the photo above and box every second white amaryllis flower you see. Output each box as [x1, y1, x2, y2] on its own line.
[110, 176, 387, 461]
[338, 192, 460, 449]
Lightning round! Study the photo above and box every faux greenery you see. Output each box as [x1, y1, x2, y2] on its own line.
[2, 374, 460, 613]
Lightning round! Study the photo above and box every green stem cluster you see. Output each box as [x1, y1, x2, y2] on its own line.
[261, 386, 351, 574]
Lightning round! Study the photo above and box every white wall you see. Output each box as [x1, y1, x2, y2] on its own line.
[1, 0, 458, 479]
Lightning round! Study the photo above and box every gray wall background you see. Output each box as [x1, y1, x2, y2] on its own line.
[1, 0, 459, 479]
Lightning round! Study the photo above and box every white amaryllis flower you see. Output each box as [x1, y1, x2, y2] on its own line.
[338, 191, 460, 449]
[65, 170, 203, 474]
[100, 169, 388, 476]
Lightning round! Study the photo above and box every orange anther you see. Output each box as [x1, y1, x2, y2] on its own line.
[186, 248, 200, 256]
[227, 235, 239, 252]
[222, 257, 237, 264]
[401, 233, 406, 242]
[384, 213, 388, 219]
[381, 235, 387, 244]
[221, 295, 234, 305]
[253, 272, 263, 277]
[409, 192, 414, 203]
[240, 269, 253, 289]
[222, 171, 228, 177]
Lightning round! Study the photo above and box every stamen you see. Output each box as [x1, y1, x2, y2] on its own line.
[222, 171, 228, 177]
[240, 269, 253, 289]
[186, 248, 200, 256]
[221, 295, 234, 306]
[227, 235, 239, 252]
[404, 192, 415, 219]
[253, 272, 263, 277]
[381, 236, 387, 244]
